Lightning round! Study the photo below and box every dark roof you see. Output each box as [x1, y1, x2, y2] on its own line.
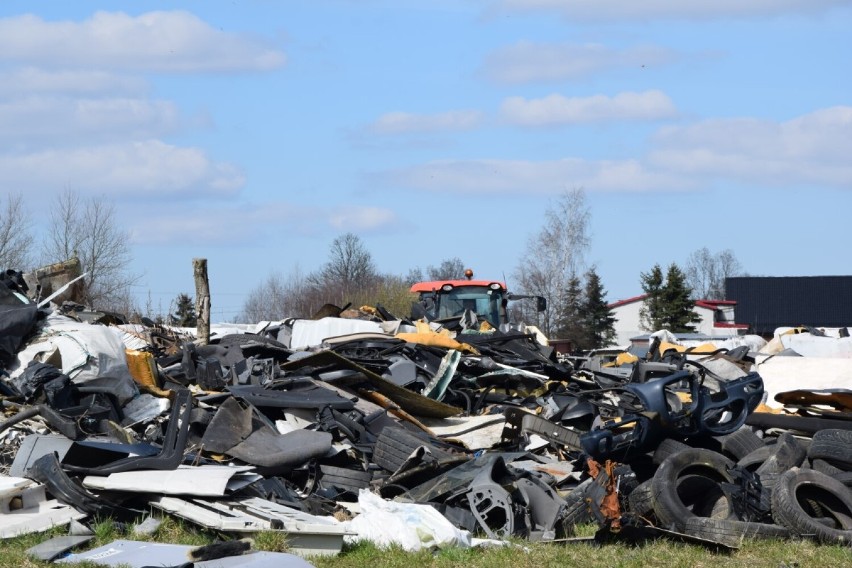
[725, 276, 852, 335]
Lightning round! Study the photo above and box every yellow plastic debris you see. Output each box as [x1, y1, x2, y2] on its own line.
[689, 343, 721, 354]
[615, 352, 638, 366]
[658, 341, 684, 354]
[125, 349, 159, 389]
[396, 321, 480, 354]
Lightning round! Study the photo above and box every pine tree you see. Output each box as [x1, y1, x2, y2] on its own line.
[172, 293, 197, 327]
[582, 267, 616, 349]
[639, 264, 665, 332]
[662, 263, 700, 332]
[554, 274, 584, 350]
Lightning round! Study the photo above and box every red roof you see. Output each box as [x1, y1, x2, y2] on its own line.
[695, 299, 737, 309]
[608, 294, 648, 309]
[410, 279, 507, 293]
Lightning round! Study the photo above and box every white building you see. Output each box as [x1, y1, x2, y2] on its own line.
[608, 294, 748, 347]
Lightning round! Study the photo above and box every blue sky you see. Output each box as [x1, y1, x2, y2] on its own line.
[2, 1, 850, 321]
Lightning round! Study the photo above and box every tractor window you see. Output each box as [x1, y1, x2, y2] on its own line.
[435, 286, 501, 325]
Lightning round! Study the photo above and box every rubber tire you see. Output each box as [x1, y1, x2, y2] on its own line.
[715, 427, 765, 461]
[756, 471, 783, 493]
[771, 468, 852, 545]
[627, 479, 656, 520]
[652, 448, 736, 532]
[683, 517, 790, 548]
[808, 429, 852, 470]
[832, 472, 852, 488]
[755, 432, 807, 476]
[675, 474, 734, 520]
[560, 478, 595, 534]
[737, 445, 774, 472]
[652, 438, 692, 465]
[812, 458, 845, 476]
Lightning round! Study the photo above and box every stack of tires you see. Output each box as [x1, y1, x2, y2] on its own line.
[620, 428, 852, 547]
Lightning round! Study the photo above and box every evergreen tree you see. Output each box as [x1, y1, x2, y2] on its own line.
[582, 267, 616, 349]
[172, 293, 197, 327]
[639, 264, 665, 332]
[554, 274, 584, 350]
[662, 263, 700, 332]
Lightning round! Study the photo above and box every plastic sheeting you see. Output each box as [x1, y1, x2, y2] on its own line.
[289, 318, 385, 350]
[12, 313, 137, 389]
[343, 489, 472, 551]
[755, 354, 852, 408]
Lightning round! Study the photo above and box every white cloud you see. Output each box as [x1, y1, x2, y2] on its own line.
[495, 0, 848, 21]
[377, 158, 692, 195]
[485, 42, 676, 83]
[0, 11, 285, 72]
[0, 140, 245, 198]
[328, 207, 401, 231]
[650, 106, 852, 187]
[0, 96, 181, 147]
[129, 205, 274, 246]
[369, 110, 485, 134]
[376, 106, 852, 195]
[130, 202, 400, 246]
[0, 67, 147, 96]
[501, 90, 677, 125]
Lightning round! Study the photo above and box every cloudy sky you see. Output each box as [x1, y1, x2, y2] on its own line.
[2, 1, 850, 321]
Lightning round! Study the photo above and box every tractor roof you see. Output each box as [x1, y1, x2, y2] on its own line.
[410, 280, 507, 293]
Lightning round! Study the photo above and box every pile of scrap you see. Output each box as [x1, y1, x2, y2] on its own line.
[2, 270, 852, 566]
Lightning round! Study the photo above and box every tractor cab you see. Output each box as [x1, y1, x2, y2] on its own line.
[410, 269, 545, 328]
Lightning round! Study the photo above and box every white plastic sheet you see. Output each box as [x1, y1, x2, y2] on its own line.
[289, 318, 385, 350]
[344, 489, 472, 551]
[12, 312, 133, 384]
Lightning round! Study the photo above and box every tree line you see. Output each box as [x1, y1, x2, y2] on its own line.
[1, 189, 745, 349]
[239, 235, 470, 323]
[236, 189, 745, 350]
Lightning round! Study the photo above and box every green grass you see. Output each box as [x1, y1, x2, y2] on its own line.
[311, 536, 851, 568]
[0, 519, 849, 568]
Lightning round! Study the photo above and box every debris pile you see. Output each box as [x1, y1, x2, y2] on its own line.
[2, 268, 852, 565]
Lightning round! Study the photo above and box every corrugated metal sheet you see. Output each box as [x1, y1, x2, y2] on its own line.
[725, 276, 852, 335]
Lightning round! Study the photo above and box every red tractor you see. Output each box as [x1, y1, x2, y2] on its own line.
[410, 269, 545, 328]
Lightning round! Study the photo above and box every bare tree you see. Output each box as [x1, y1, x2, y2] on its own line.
[427, 257, 466, 280]
[309, 232, 378, 305]
[242, 266, 322, 322]
[404, 266, 425, 286]
[241, 264, 331, 322]
[715, 250, 743, 295]
[513, 188, 591, 336]
[0, 192, 33, 270]
[242, 266, 419, 323]
[405, 257, 467, 285]
[685, 247, 744, 300]
[365, 273, 418, 318]
[42, 190, 138, 311]
[241, 271, 291, 322]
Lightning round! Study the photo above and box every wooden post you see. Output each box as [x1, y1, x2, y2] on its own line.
[193, 258, 211, 345]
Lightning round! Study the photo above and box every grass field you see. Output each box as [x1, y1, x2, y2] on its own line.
[1, 517, 849, 568]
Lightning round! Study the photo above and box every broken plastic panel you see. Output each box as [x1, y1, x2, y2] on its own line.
[149, 496, 353, 557]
